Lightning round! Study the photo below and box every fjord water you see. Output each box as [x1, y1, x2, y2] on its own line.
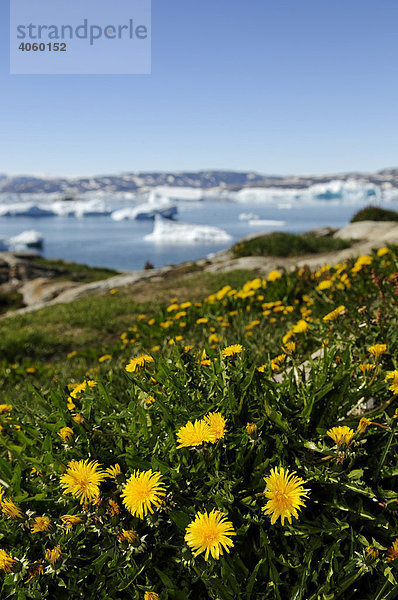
[0, 199, 397, 271]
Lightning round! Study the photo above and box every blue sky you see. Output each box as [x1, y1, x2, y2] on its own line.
[1, 0, 397, 176]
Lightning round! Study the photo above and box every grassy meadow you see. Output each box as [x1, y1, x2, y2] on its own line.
[1, 247, 398, 599]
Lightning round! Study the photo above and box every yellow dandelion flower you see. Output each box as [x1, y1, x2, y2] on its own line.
[98, 354, 112, 363]
[246, 422, 258, 436]
[386, 538, 398, 562]
[359, 363, 376, 375]
[60, 514, 82, 533]
[72, 413, 85, 424]
[108, 499, 120, 516]
[257, 363, 267, 373]
[45, 545, 61, 565]
[185, 509, 236, 561]
[121, 469, 166, 519]
[86, 380, 98, 388]
[385, 370, 398, 394]
[267, 270, 282, 282]
[144, 395, 156, 406]
[271, 354, 286, 371]
[60, 459, 107, 504]
[317, 280, 333, 291]
[0, 549, 16, 572]
[70, 381, 87, 398]
[176, 419, 211, 448]
[118, 529, 139, 544]
[209, 333, 222, 344]
[1, 499, 23, 519]
[326, 425, 355, 447]
[0, 404, 12, 414]
[125, 354, 154, 373]
[144, 593, 159, 600]
[66, 397, 76, 411]
[167, 303, 179, 312]
[365, 545, 379, 560]
[357, 417, 371, 434]
[352, 255, 373, 274]
[105, 464, 121, 478]
[292, 320, 310, 334]
[200, 349, 211, 366]
[262, 467, 309, 525]
[31, 516, 51, 533]
[26, 367, 36, 374]
[221, 344, 244, 357]
[323, 305, 346, 322]
[367, 344, 387, 359]
[282, 341, 296, 354]
[57, 427, 74, 442]
[109, 287, 119, 295]
[67, 350, 77, 359]
[196, 317, 209, 325]
[377, 247, 390, 257]
[25, 562, 44, 583]
[204, 412, 227, 442]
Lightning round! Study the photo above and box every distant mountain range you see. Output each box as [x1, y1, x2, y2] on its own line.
[0, 168, 397, 195]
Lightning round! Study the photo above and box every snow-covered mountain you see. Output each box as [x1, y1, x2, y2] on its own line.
[0, 168, 397, 195]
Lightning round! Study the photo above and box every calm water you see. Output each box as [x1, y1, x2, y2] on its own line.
[0, 200, 397, 271]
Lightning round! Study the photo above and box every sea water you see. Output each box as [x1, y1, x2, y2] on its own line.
[0, 199, 397, 271]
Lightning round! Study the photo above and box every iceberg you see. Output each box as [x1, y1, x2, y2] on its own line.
[111, 194, 177, 221]
[233, 179, 382, 204]
[144, 216, 232, 244]
[9, 229, 44, 249]
[248, 219, 286, 227]
[239, 212, 259, 221]
[0, 203, 55, 217]
[149, 187, 203, 201]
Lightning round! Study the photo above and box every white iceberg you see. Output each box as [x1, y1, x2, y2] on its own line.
[239, 212, 259, 221]
[9, 229, 44, 249]
[111, 194, 177, 221]
[149, 187, 203, 201]
[144, 216, 232, 244]
[233, 179, 382, 204]
[248, 219, 286, 227]
[0, 203, 55, 217]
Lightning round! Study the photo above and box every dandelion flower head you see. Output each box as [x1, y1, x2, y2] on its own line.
[262, 467, 309, 526]
[60, 459, 107, 504]
[121, 469, 166, 519]
[326, 426, 355, 447]
[185, 509, 236, 561]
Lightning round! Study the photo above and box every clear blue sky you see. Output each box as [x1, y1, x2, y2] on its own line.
[1, 0, 397, 177]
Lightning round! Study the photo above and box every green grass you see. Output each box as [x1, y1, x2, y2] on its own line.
[350, 205, 398, 223]
[232, 231, 352, 258]
[2, 251, 398, 599]
[0, 269, 254, 363]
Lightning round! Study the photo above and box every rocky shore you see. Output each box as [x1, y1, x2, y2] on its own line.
[1, 220, 397, 319]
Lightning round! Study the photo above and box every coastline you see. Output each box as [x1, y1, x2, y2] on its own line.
[1, 220, 397, 320]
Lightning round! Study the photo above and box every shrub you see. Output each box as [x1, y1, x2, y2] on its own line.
[350, 205, 398, 223]
[232, 231, 351, 258]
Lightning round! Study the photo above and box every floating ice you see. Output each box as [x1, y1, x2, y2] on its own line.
[144, 216, 232, 244]
[111, 195, 177, 221]
[9, 229, 44, 249]
[248, 219, 286, 227]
